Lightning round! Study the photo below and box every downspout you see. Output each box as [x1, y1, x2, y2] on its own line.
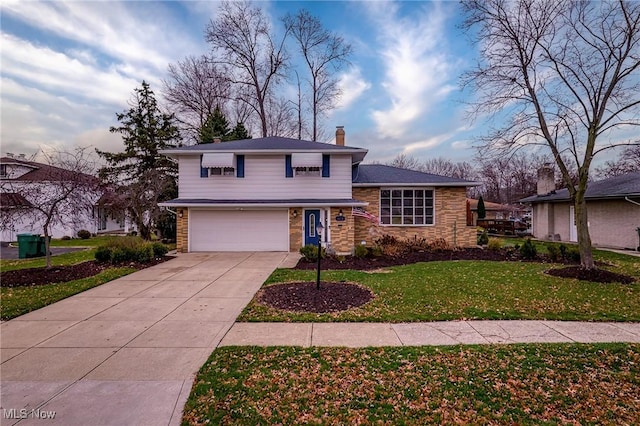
[624, 196, 640, 207]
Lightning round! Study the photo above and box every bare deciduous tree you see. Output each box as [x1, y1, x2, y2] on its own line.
[284, 9, 352, 141]
[462, 0, 640, 268]
[163, 55, 231, 143]
[206, 1, 289, 138]
[0, 148, 99, 267]
[595, 145, 640, 178]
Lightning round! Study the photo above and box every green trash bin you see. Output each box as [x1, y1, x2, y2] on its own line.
[17, 233, 40, 259]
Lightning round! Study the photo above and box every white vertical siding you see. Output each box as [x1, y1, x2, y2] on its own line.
[178, 154, 353, 200]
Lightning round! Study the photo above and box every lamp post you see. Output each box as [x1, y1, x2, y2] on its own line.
[316, 221, 324, 290]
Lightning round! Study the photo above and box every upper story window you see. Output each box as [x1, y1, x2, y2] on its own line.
[380, 188, 434, 226]
[0, 164, 6, 177]
[295, 166, 321, 176]
[200, 153, 244, 178]
[286, 153, 330, 178]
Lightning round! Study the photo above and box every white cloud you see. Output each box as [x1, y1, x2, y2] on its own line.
[334, 66, 371, 110]
[366, 1, 457, 138]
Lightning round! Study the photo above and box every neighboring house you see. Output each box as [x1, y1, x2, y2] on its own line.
[467, 198, 528, 224]
[520, 168, 640, 250]
[159, 129, 479, 254]
[0, 155, 128, 241]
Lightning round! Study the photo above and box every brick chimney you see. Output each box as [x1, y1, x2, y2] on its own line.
[335, 126, 345, 146]
[537, 164, 555, 195]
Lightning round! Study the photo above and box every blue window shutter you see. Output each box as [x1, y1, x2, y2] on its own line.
[200, 155, 208, 178]
[236, 155, 245, 178]
[285, 155, 293, 178]
[322, 154, 330, 178]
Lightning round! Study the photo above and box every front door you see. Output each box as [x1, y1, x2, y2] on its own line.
[569, 205, 578, 242]
[304, 209, 320, 246]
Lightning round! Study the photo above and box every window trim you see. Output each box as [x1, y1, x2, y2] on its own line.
[379, 187, 435, 227]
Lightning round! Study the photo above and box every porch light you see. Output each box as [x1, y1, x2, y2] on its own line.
[292, 209, 298, 218]
[178, 210, 183, 218]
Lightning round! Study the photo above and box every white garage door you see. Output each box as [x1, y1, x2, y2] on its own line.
[190, 209, 289, 251]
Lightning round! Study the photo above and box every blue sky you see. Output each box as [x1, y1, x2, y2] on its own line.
[1, 0, 484, 164]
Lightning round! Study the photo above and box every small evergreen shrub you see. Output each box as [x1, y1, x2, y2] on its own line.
[136, 244, 154, 263]
[477, 231, 489, 246]
[94, 246, 112, 263]
[299, 244, 325, 261]
[77, 229, 91, 239]
[487, 238, 503, 251]
[354, 244, 368, 258]
[546, 243, 561, 262]
[110, 247, 137, 264]
[566, 246, 581, 262]
[559, 244, 567, 260]
[151, 242, 169, 257]
[371, 246, 384, 257]
[61, 235, 71, 241]
[520, 238, 537, 259]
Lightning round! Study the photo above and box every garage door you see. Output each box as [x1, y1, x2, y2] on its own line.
[190, 209, 289, 251]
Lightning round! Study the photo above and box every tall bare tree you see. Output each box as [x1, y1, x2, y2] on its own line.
[284, 10, 353, 141]
[206, 1, 289, 137]
[462, 0, 640, 269]
[0, 148, 99, 267]
[595, 145, 640, 178]
[163, 55, 231, 143]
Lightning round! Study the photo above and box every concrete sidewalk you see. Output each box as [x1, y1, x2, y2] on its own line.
[1, 252, 297, 426]
[221, 320, 640, 347]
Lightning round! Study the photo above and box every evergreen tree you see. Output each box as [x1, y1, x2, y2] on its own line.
[228, 121, 251, 141]
[97, 81, 181, 239]
[477, 196, 486, 220]
[199, 105, 230, 143]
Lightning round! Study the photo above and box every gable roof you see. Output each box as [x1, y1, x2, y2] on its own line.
[161, 136, 368, 163]
[0, 156, 98, 184]
[0, 192, 33, 208]
[520, 171, 640, 203]
[467, 198, 524, 212]
[353, 164, 479, 187]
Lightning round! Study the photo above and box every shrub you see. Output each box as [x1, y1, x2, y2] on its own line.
[299, 244, 325, 261]
[477, 231, 489, 246]
[487, 238, 503, 251]
[110, 247, 137, 264]
[373, 234, 406, 257]
[407, 235, 430, 251]
[427, 238, 450, 252]
[546, 243, 561, 262]
[354, 244, 368, 258]
[559, 244, 568, 260]
[136, 244, 154, 263]
[520, 238, 537, 260]
[151, 242, 169, 257]
[566, 246, 581, 262]
[61, 235, 71, 241]
[77, 229, 91, 239]
[370, 246, 384, 257]
[94, 246, 112, 263]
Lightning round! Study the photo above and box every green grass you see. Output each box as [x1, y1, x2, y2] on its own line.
[48, 236, 123, 247]
[0, 249, 96, 272]
[183, 343, 640, 425]
[239, 251, 640, 322]
[0, 267, 135, 320]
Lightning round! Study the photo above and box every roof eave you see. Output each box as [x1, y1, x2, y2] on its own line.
[352, 181, 481, 187]
[159, 200, 369, 208]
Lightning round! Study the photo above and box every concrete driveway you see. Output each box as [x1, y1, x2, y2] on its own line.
[1, 251, 296, 426]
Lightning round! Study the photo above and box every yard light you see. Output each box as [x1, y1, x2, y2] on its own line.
[316, 220, 324, 290]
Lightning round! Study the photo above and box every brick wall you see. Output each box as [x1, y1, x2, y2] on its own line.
[352, 187, 476, 248]
[329, 207, 354, 254]
[177, 208, 188, 253]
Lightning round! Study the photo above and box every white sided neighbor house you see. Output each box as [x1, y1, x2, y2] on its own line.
[160, 129, 479, 254]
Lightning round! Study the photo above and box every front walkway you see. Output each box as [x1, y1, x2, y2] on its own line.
[1, 252, 296, 426]
[221, 320, 640, 347]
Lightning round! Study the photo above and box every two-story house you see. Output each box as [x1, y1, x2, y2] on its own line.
[0, 155, 133, 241]
[159, 128, 478, 254]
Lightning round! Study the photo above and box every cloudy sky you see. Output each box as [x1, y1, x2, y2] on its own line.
[2, 0, 489, 164]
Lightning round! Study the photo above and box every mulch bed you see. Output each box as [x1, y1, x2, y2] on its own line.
[546, 266, 636, 284]
[257, 281, 374, 313]
[295, 248, 535, 271]
[1, 257, 174, 288]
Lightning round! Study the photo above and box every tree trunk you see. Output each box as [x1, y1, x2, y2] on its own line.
[574, 191, 595, 269]
[44, 230, 51, 269]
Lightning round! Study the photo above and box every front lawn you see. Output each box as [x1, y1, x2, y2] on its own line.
[239, 251, 640, 322]
[183, 343, 640, 425]
[0, 267, 135, 320]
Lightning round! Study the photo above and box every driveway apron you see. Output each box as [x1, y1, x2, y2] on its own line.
[1, 252, 290, 426]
